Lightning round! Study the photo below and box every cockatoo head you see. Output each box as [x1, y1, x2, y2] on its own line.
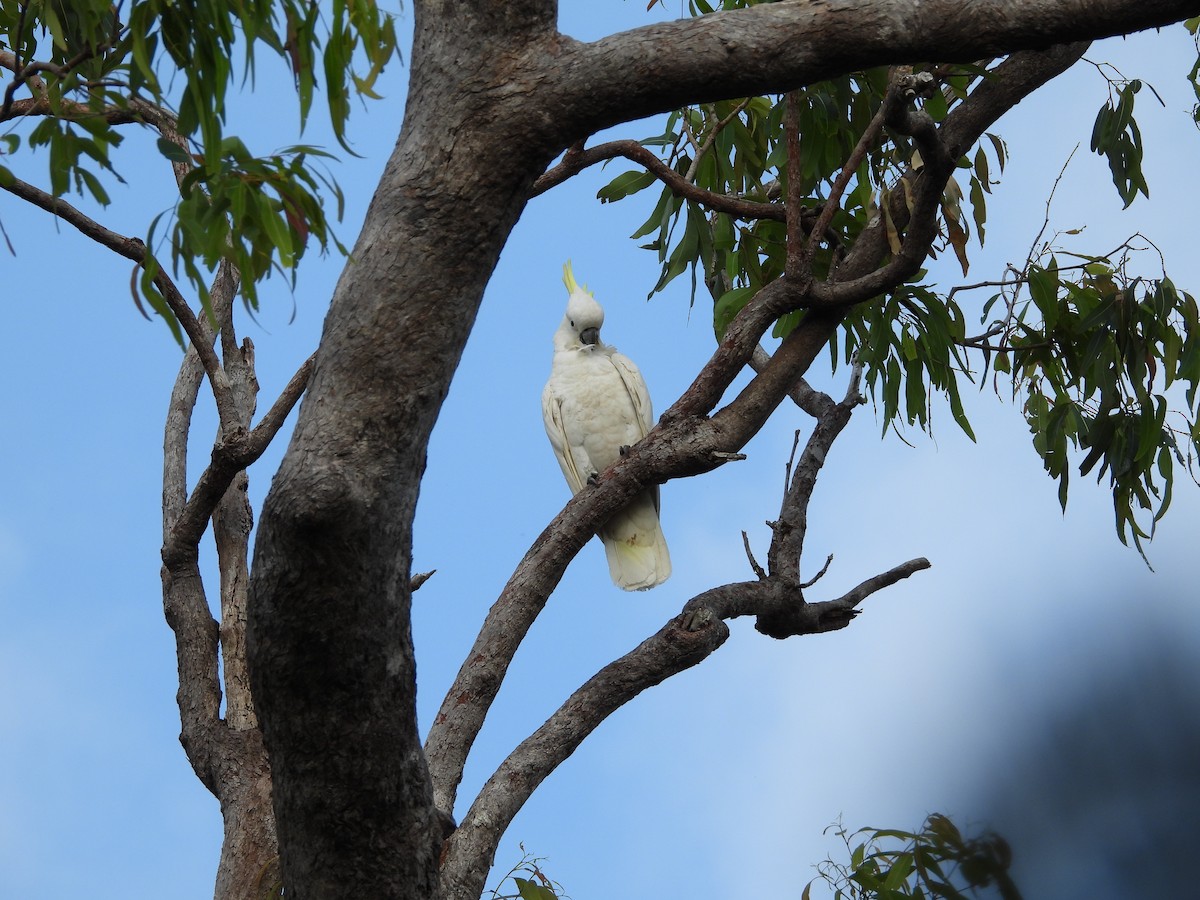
[556, 260, 606, 350]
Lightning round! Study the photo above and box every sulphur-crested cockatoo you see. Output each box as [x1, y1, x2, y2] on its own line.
[542, 262, 671, 591]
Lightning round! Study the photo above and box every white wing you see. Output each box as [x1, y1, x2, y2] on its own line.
[610, 351, 653, 437]
[541, 383, 588, 494]
[608, 350, 659, 514]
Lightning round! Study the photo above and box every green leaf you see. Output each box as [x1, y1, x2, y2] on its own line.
[156, 138, 192, 164]
[513, 877, 558, 900]
[713, 287, 756, 340]
[597, 169, 656, 203]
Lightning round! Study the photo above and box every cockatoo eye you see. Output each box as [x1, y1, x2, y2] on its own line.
[569, 319, 575, 327]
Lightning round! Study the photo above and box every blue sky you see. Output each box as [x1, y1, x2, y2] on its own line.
[2, 6, 1198, 899]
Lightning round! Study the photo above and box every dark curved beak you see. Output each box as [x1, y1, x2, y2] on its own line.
[580, 326, 600, 346]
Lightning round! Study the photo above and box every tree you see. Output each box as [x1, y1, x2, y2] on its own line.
[3, 2, 1199, 898]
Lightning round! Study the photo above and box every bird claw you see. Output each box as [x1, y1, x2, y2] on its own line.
[587, 472, 600, 486]
[618, 445, 631, 456]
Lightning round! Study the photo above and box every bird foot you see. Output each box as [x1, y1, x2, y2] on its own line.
[587, 472, 600, 486]
[618, 445, 631, 456]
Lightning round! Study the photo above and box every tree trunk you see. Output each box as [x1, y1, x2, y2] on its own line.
[246, 3, 564, 896]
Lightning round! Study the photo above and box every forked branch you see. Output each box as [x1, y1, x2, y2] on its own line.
[441, 545, 930, 899]
[766, 360, 865, 583]
[426, 46, 1092, 878]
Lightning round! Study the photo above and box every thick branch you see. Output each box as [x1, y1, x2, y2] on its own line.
[439, 611, 729, 900]
[549, 0, 1193, 139]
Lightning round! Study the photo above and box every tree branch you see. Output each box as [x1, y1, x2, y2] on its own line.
[784, 89, 806, 276]
[441, 538, 931, 899]
[547, 0, 1191, 141]
[804, 68, 916, 270]
[212, 296, 260, 732]
[1, 175, 235, 421]
[439, 610, 731, 900]
[530, 138, 786, 221]
[426, 41, 1094, 831]
[766, 360, 865, 582]
[811, 43, 1089, 308]
[163, 352, 315, 570]
[750, 345, 827, 417]
[0, 26, 124, 121]
[160, 261, 241, 792]
[827, 557, 933, 609]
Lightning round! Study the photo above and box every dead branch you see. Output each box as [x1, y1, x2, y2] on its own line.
[767, 358, 865, 582]
[742, 530, 767, 579]
[443, 540, 931, 896]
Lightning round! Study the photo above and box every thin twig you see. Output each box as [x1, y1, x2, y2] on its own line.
[800, 553, 833, 589]
[531, 139, 785, 221]
[684, 97, 751, 183]
[783, 428, 803, 492]
[801, 70, 901, 270]
[742, 531, 767, 580]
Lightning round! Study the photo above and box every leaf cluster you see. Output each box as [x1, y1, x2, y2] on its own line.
[987, 249, 1200, 556]
[1089, 76, 1151, 208]
[598, 13, 1200, 554]
[601, 62, 1001, 416]
[145, 137, 347, 340]
[808, 814, 1021, 900]
[1, 0, 398, 339]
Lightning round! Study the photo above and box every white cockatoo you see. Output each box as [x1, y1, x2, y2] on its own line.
[542, 262, 671, 591]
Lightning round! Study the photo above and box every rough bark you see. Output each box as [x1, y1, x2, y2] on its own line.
[246, 4, 568, 897]
[242, 2, 1199, 898]
[160, 264, 283, 900]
